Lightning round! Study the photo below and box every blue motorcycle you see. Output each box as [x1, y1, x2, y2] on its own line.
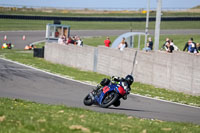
[83, 82, 127, 108]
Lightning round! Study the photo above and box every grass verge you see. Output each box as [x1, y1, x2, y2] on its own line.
[0, 98, 200, 133]
[0, 49, 200, 107]
[0, 19, 200, 31]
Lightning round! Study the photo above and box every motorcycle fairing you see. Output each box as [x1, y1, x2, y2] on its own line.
[96, 84, 125, 105]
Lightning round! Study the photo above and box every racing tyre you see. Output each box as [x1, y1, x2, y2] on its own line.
[113, 100, 121, 107]
[83, 94, 94, 106]
[100, 92, 119, 108]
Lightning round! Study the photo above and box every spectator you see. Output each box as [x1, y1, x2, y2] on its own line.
[123, 37, 128, 48]
[143, 37, 153, 51]
[183, 37, 198, 53]
[66, 37, 74, 45]
[197, 43, 200, 52]
[72, 36, 77, 45]
[104, 37, 111, 47]
[196, 43, 200, 55]
[165, 41, 174, 53]
[76, 37, 83, 47]
[170, 39, 179, 51]
[118, 39, 126, 51]
[162, 37, 170, 50]
[187, 39, 197, 53]
[58, 35, 66, 45]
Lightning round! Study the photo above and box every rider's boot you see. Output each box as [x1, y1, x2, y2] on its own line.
[122, 94, 128, 100]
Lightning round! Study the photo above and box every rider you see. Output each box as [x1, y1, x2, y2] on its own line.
[94, 75, 134, 100]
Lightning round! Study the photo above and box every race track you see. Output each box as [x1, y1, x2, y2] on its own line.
[1, 29, 200, 49]
[0, 58, 200, 124]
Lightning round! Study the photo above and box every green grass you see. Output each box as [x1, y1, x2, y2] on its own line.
[0, 49, 200, 107]
[83, 34, 200, 50]
[0, 98, 200, 133]
[0, 19, 53, 31]
[0, 19, 200, 31]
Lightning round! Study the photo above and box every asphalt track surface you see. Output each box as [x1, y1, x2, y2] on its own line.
[0, 29, 200, 49]
[0, 58, 200, 124]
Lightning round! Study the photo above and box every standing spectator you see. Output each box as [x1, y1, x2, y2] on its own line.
[104, 37, 111, 47]
[143, 37, 153, 51]
[58, 35, 66, 45]
[118, 39, 126, 51]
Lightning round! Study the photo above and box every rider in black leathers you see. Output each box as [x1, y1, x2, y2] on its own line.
[94, 75, 134, 100]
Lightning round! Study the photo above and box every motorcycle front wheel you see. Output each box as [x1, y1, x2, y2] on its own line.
[100, 91, 118, 108]
[83, 93, 94, 106]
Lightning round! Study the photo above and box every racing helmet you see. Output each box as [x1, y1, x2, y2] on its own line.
[125, 75, 134, 86]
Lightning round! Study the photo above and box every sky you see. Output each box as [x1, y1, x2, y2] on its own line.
[0, 0, 199, 10]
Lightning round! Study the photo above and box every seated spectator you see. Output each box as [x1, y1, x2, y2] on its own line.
[197, 43, 200, 52]
[165, 41, 174, 53]
[66, 37, 74, 45]
[143, 37, 153, 51]
[72, 36, 77, 45]
[196, 43, 200, 55]
[187, 39, 197, 53]
[183, 37, 198, 53]
[58, 35, 66, 45]
[162, 37, 170, 50]
[76, 37, 83, 47]
[104, 37, 111, 47]
[170, 39, 179, 51]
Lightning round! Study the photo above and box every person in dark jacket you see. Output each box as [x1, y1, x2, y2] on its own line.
[94, 75, 134, 100]
[166, 41, 174, 53]
[183, 38, 198, 53]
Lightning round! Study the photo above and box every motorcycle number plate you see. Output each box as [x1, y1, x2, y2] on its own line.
[103, 86, 110, 94]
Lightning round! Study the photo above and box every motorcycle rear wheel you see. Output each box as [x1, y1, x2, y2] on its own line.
[83, 94, 94, 106]
[100, 92, 118, 108]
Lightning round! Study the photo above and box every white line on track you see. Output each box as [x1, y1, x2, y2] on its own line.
[1, 57, 200, 110]
[0, 68, 34, 71]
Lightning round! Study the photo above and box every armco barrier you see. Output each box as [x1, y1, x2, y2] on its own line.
[44, 43, 200, 96]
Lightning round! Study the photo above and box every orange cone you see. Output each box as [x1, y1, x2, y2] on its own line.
[22, 35, 26, 40]
[4, 35, 7, 41]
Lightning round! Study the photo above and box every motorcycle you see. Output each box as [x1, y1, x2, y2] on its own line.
[83, 81, 128, 108]
[1, 42, 14, 49]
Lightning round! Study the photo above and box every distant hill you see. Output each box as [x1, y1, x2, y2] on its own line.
[191, 5, 200, 9]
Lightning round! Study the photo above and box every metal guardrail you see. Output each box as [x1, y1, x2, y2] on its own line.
[0, 14, 200, 21]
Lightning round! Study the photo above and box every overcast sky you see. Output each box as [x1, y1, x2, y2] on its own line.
[0, 0, 199, 10]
